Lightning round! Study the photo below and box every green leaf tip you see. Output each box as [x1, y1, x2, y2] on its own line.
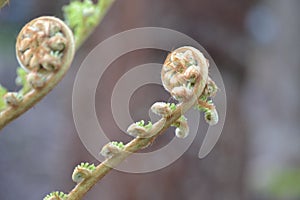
[167, 103, 177, 111]
[111, 141, 125, 149]
[63, 0, 100, 44]
[144, 121, 153, 129]
[136, 119, 145, 127]
[16, 67, 31, 95]
[180, 115, 187, 121]
[136, 120, 152, 129]
[0, 85, 8, 111]
[79, 162, 96, 171]
[43, 191, 67, 200]
[100, 141, 125, 158]
[172, 115, 187, 128]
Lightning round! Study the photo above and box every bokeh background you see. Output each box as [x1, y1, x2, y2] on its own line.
[1, 0, 300, 199]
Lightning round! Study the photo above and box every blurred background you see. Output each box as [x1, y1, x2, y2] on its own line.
[0, 0, 300, 199]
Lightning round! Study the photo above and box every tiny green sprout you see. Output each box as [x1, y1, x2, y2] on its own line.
[100, 141, 125, 158]
[172, 121, 180, 128]
[180, 115, 187, 121]
[50, 51, 63, 58]
[144, 121, 153, 129]
[79, 162, 96, 171]
[136, 120, 152, 129]
[186, 81, 195, 89]
[167, 103, 177, 111]
[196, 105, 208, 112]
[136, 120, 145, 127]
[111, 141, 125, 149]
[43, 191, 67, 200]
[151, 102, 173, 117]
[196, 98, 214, 112]
[172, 115, 187, 128]
[72, 162, 96, 183]
[207, 99, 213, 104]
[198, 95, 208, 102]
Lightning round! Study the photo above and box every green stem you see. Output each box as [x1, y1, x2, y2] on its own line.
[75, 0, 115, 49]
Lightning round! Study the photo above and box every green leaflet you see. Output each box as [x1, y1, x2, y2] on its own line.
[111, 141, 125, 149]
[78, 162, 96, 171]
[0, 85, 7, 111]
[63, 0, 100, 43]
[167, 102, 177, 111]
[136, 120, 145, 127]
[15, 67, 30, 95]
[136, 120, 153, 129]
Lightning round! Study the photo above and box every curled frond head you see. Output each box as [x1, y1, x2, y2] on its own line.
[16, 16, 75, 74]
[161, 46, 209, 102]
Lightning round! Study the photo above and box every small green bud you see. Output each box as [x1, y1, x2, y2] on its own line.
[204, 108, 218, 125]
[27, 72, 47, 89]
[72, 162, 95, 183]
[100, 141, 125, 159]
[4, 92, 23, 107]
